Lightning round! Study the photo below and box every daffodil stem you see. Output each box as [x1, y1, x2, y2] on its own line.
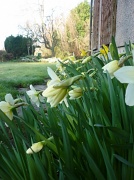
[93, 52, 100, 57]
[42, 136, 54, 145]
[12, 103, 28, 110]
[118, 55, 132, 67]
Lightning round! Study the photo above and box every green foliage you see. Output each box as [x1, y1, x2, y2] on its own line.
[71, 0, 90, 37]
[64, 0, 90, 57]
[4, 35, 32, 58]
[0, 39, 134, 179]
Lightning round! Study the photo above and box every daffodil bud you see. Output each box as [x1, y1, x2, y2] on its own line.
[102, 60, 120, 79]
[69, 86, 82, 100]
[26, 137, 53, 154]
[82, 56, 92, 64]
[68, 56, 76, 61]
[53, 75, 82, 88]
[26, 142, 43, 154]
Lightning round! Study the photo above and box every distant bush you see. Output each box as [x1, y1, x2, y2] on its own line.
[2, 52, 14, 61]
[0, 50, 4, 61]
[19, 55, 39, 62]
[0, 50, 14, 61]
[0, 50, 5, 56]
[4, 35, 32, 58]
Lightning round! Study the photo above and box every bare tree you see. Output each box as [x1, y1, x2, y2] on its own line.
[19, 0, 61, 57]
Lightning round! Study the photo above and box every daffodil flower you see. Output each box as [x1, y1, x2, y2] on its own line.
[42, 67, 82, 107]
[114, 66, 134, 106]
[100, 44, 109, 57]
[0, 94, 15, 120]
[26, 142, 44, 154]
[81, 49, 87, 57]
[43, 85, 68, 107]
[42, 67, 68, 107]
[102, 60, 120, 79]
[69, 86, 82, 100]
[26, 85, 44, 107]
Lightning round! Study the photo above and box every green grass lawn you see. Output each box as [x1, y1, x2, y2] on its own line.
[0, 62, 56, 100]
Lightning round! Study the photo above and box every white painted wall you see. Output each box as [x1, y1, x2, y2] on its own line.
[115, 0, 134, 47]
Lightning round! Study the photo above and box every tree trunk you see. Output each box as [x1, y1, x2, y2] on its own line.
[51, 47, 55, 57]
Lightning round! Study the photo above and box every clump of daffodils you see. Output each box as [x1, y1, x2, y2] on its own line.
[26, 85, 44, 107]
[0, 94, 26, 120]
[69, 86, 83, 100]
[42, 67, 82, 107]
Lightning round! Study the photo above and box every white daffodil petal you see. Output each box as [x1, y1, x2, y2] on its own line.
[47, 96, 55, 103]
[47, 67, 60, 81]
[30, 95, 38, 103]
[27, 90, 35, 96]
[35, 101, 40, 107]
[0, 102, 11, 112]
[63, 97, 69, 107]
[5, 94, 14, 105]
[5, 111, 13, 120]
[39, 95, 44, 102]
[30, 84, 36, 92]
[125, 84, 134, 106]
[114, 66, 134, 83]
[0, 101, 13, 120]
[48, 79, 60, 86]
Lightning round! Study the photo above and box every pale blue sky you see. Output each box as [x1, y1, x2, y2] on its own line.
[0, 0, 90, 49]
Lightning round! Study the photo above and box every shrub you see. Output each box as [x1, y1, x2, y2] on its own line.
[2, 52, 14, 61]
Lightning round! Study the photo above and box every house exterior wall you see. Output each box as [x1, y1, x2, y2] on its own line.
[115, 0, 134, 47]
[92, 0, 116, 51]
[92, 0, 134, 51]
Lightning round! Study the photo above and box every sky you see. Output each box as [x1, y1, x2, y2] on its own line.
[0, 0, 90, 49]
